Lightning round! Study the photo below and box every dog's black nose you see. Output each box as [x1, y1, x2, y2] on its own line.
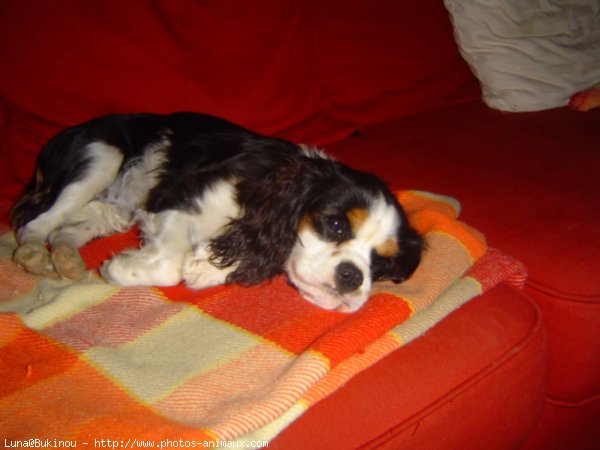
[335, 262, 364, 293]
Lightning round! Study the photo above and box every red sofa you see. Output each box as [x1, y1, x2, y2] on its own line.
[0, 1, 598, 448]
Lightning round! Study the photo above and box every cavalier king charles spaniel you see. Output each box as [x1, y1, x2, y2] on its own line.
[11, 113, 423, 312]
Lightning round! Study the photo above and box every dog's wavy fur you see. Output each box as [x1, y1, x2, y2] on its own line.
[11, 112, 423, 312]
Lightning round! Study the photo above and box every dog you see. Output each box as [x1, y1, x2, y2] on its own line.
[10, 112, 423, 312]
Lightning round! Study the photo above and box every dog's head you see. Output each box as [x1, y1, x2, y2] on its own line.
[285, 166, 423, 312]
[210, 148, 423, 312]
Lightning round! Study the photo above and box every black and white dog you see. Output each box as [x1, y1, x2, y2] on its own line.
[11, 113, 423, 312]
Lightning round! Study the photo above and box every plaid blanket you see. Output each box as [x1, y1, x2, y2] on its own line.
[0, 191, 525, 446]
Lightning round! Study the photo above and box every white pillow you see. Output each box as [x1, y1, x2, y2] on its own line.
[443, 0, 600, 111]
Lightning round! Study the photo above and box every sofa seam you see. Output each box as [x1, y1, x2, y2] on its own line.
[545, 392, 600, 408]
[525, 279, 599, 304]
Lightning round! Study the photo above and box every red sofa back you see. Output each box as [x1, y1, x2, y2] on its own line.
[0, 0, 478, 191]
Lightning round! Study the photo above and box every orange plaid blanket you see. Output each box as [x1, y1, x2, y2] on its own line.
[0, 191, 525, 445]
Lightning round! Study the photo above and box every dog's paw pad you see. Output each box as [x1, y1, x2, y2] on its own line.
[50, 245, 87, 280]
[13, 242, 53, 276]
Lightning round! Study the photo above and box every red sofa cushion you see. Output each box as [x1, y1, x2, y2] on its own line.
[307, 1, 477, 128]
[0, 1, 322, 136]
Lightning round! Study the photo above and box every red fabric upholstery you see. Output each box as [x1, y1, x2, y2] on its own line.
[306, 1, 477, 128]
[0, 0, 598, 448]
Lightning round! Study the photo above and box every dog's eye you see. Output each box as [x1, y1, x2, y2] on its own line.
[325, 215, 346, 236]
[317, 213, 352, 242]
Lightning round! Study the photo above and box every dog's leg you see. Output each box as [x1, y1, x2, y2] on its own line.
[14, 143, 123, 279]
[100, 210, 191, 286]
[182, 244, 236, 289]
[48, 201, 132, 280]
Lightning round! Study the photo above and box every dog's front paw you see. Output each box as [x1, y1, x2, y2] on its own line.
[50, 244, 87, 281]
[182, 252, 231, 290]
[13, 242, 53, 276]
[99, 256, 131, 285]
[100, 250, 183, 287]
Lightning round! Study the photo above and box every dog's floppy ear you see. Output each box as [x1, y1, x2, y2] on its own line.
[372, 225, 423, 284]
[393, 225, 424, 282]
[209, 157, 323, 285]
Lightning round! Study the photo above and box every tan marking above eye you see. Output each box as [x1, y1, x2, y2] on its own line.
[376, 238, 399, 258]
[34, 166, 44, 190]
[346, 208, 369, 233]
